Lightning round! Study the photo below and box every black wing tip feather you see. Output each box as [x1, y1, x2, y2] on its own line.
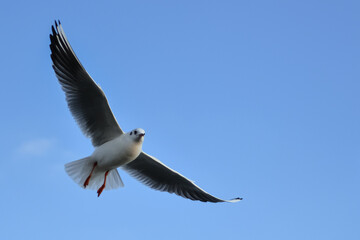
[203, 196, 243, 203]
[50, 20, 61, 39]
[229, 197, 243, 202]
[181, 194, 242, 203]
[54, 19, 61, 28]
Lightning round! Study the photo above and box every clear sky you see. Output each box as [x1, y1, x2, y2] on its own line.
[0, 1, 359, 239]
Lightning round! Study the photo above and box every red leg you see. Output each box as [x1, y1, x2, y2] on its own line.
[97, 170, 109, 197]
[83, 162, 97, 188]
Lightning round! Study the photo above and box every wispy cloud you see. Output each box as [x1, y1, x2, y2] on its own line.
[18, 138, 55, 156]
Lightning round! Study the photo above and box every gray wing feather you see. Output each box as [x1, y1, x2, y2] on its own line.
[50, 21, 123, 146]
[122, 152, 242, 203]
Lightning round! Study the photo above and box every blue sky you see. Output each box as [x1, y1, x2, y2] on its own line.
[0, 1, 359, 239]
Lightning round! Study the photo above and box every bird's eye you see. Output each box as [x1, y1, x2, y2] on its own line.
[134, 130, 138, 135]
[130, 132, 132, 135]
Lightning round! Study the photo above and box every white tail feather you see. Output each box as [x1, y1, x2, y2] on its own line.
[64, 157, 124, 191]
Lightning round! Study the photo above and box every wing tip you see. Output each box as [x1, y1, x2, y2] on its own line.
[54, 19, 61, 28]
[226, 197, 243, 203]
[51, 20, 61, 35]
[50, 20, 61, 40]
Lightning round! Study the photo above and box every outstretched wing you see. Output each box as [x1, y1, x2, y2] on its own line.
[122, 152, 242, 203]
[50, 21, 123, 146]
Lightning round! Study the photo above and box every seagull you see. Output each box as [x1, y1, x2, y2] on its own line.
[49, 21, 242, 203]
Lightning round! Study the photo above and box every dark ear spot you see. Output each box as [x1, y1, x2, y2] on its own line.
[130, 132, 132, 135]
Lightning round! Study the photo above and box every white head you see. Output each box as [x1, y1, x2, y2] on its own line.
[128, 128, 145, 143]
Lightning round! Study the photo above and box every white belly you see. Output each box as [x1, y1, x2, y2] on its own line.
[91, 135, 142, 170]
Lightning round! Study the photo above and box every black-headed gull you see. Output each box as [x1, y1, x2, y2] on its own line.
[50, 21, 242, 202]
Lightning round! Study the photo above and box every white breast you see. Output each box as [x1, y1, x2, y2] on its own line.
[91, 134, 142, 170]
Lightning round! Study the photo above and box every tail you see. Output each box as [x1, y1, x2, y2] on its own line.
[64, 157, 124, 190]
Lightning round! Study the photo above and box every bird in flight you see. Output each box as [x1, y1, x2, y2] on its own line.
[49, 21, 242, 203]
